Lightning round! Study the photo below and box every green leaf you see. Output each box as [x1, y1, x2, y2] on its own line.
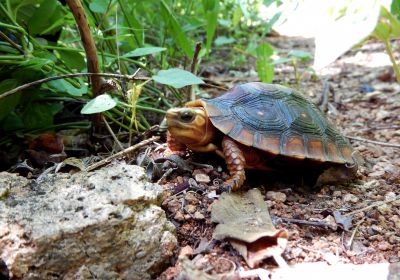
[256, 43, 274, 83]
[56, 50, 86, 71]
[372, 6, 400, 41]
[288, 50, 312, 60]
[214, 36, 236, 46]
[22, 102, 63, 129]
[81, 94, 118, 114]
[27, 0, 65, 36]
[153, 68, 204, 89]
[0, 79, 20, 122]
[89, 0, 110, 13]
[160, 0, 193, 58]
[391, 0, 400, 20]
[202, 0, 219, 53]
[46, 80, 87, 97]
[272, 57, 292, 65]
[123, 47, 166, 57]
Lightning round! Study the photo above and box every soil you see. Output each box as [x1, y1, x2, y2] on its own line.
[157, 37, 400, 279]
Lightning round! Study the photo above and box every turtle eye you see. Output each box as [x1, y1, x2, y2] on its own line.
[179, 111, 195, 123]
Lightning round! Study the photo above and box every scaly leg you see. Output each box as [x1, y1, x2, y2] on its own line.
[222, 136, 246, 191]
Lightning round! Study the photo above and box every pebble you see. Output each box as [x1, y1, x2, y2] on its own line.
[343, 193, 359, 203]
[166, 199, 181, 213]
[266, 191, 287, 203]
[179, 245, 193, 257]
[185, 204, 197, 214]
[378, 241, 392, 251]
[332, 190, 342, 197]
[174, 211, 184, 222]
[184, 192, 199, 205]
[195, 173, 211, 184]
[194, 211, 205, 220]
[385, 192, 400, 206]
[377, 204, 390, 215]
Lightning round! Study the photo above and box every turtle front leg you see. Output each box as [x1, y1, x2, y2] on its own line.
[221, 136, 246, 191]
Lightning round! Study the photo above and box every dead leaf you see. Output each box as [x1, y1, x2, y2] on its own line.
[211, 189, 288, 268]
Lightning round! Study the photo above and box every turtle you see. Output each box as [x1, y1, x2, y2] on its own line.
[165, 82, 357, 191]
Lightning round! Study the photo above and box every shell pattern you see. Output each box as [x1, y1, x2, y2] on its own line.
[204, 82, 354, 164]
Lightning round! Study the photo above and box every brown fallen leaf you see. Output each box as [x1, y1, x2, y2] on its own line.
[211, 188, 288, 268]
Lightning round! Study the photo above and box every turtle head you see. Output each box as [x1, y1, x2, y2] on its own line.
[166, 107, 216, 147]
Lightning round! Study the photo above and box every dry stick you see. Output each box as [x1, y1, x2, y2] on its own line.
[86, 136, 159, 172]
[101, 115, 124, 151]
[344, 194, 400, 217]
[0, 72, 150, 101]
[187, 42, 202, 101]
[0, 30, 24, 54]
[66, 0, 105, 130]
[346, 218, 365, 249]
[346, 135, 400, 148]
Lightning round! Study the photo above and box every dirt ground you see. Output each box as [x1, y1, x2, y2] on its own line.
[157, 37, 400, 279]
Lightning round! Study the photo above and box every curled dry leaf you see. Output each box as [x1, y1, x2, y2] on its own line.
[211, 188, 288, 268]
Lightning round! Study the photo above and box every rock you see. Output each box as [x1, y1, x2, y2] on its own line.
[184, 192, 199, 205]
[266, 191, 287, 203]
[0, 162, 177, 280]
[194, 173, 210, 184]
[185, 204, 197, 214]
[343, 193, 359, 203]
[194, 211, 205, 220]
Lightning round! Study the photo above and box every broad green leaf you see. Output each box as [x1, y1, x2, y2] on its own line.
[256, 43, 274, 83]
[89, 0, 110, 13]
[288, 50, 312, 60]
[214, 36, 236, 46]
[46, 80, 87, 97]
[272, 57, 292, 65]
[391, 0, 400, 20]
[0, 79, 20, 122]
[153, 68, 204, 89]
[313, 1, 381, 70]
[123, 47, 166, 57]
[27, 0, 65, 36]
[81, 94, 117, 114]
[56, 50, 86, 71]
[1, 112, 24, 131]
[160, 0, 193, 58]
[22, 102, 63, 129]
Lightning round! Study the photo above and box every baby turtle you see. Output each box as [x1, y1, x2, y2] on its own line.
[166, 82, 357, 191]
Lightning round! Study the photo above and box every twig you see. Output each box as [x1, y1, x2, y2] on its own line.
[0, 30, 24, 54]
[346, 218, 365, 249]
[272, 216, 331, 229]
[101, 115, 124, 151]
[86, 136, 159, 171]
[187, 42, 202, 101]
[66, 0, 103, 95]
[0, 72, 150, 100]
[346, 135, 400, 148]
[344, 195, 400, 217]
[318, 79, 330, 113]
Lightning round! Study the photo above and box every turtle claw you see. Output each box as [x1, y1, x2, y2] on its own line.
[219, 179, 239, 193]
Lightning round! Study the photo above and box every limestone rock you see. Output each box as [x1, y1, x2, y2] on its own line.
[0, 162, 177, 280]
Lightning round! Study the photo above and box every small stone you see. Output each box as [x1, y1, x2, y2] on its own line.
[368, 170, 385, 178]
[360, 180, 379, 190]
[195, 173, 210, 184]
[185, 204, 197, 214]
[385, 192, 400, 206]
[332, 190, 342, 197]
[323, 215, 337, 231]
[166, 199, 181, 213]
[378, 241, 392, 251]
[377, 204, 391, 215]
[179, 245, 193, 258]
[343, 193, 359, 203]
[266, 191, 287, 203]
[184, 192, 199, 205]
[174, 211, 185, 222]
[194, 211, 205, 220]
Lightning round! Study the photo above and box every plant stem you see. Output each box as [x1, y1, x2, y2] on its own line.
[383, 39, 400, 83]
